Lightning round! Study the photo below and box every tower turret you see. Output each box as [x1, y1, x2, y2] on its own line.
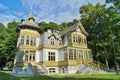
[13, 9, 41, 75]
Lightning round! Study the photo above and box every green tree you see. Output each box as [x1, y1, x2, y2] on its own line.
[106, 0, 120, 63]
[0, 23, 6, 70]
[79, 3, 113, 66]
[0, 21, 20, 69]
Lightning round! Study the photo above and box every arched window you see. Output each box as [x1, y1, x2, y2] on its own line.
[25, 55, 28, 61]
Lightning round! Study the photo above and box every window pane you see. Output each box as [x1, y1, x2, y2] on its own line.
[34, 37, 36, 46]
[26, 36, 29, 45]
[69, 49, 73, 60]
[48, 52, 55, 61]
[21, 36, 24, 45]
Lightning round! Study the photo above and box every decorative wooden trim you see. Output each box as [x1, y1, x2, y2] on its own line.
[43, 61, 58, 67]
[38, 44, 63, 50]
[19, 45, 38, 50]
[20, 30, 40, 37]
[58, 61, 68, 66]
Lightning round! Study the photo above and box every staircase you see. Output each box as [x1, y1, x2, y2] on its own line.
[32, 64, 48, 75]
[77, 64, 96, 74]
[77, 60, 108, 74]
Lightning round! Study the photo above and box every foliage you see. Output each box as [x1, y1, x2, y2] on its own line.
[80, 2, 120, 67]
[0, 21, 19, 70]
[106, 0, 120, 62]
[106, 0, 120, 9]
[38, 19, 78, 33]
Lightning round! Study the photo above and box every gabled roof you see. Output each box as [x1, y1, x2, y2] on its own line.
[48, 34, 57, 39]
[59, 22, 88, 36]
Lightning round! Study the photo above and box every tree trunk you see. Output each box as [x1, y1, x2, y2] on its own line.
[105, 58, 109, 71]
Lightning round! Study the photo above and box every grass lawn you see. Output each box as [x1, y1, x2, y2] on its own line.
[0, 72, 120, 80]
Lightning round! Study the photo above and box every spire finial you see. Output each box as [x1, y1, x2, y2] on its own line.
[29, 6, 32, 17]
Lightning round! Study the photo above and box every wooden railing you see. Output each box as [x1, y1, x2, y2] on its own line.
[82, 60, 108, 72]
[93, 60, 108, 71]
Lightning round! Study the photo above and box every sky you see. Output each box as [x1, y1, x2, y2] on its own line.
[0, 0, 106, 27]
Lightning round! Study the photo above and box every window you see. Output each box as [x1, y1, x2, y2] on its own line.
[69, 49, 73, 60]
[59, 39, 62, 46]
[50, 38, 55, 45]
[82, 36, 84, 44]
[24, 51, 36, 62]
[72, 33, 87, 45]
[21, 36, 24, 45]
[78, 35, 81, 44]
[30, 51, 36, 61]
[20, 35, 36, 46]
[73, 34, 76, 43]
[64, 49, 67, 60]
[74, 49, 77, 60]
[49, 68, 56, 73]
[25, 55, 28, 61]
[78, 50, 83, 59]
[84, 38, 87, 45]
[24, 51, 28, 61]
[33, 54, 35, 61]
[26, 36, 29, 45]
[48, 52, 55, 61]
[33, 37, 36, 46]
[30, 36, 34, 46]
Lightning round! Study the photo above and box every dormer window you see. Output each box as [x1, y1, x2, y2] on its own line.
[50, 38, 55, 45]
[48, 34, 56, 45]
[58, 37, 63, 46]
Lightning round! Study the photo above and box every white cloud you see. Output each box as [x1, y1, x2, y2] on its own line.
[57, 12, 80, 23]
[21, 0, 84, 23]
[13, 11, 24, 17]
[21, 0, 105, 24]
[0, 3, 7, 10]
[0, 14, 20, 27]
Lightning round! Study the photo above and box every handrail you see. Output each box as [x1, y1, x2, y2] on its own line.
[82, 60, 108, 72]
[93, 60, 108, 71]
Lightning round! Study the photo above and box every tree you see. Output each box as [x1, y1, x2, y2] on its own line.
[106, 0, 120, 9]
[0, 23, 6, 70]
[106, 0, 120, 63]
[79, 3, 114, 67]
[80, 2, 120, 69]
[0, 21, 19, 69]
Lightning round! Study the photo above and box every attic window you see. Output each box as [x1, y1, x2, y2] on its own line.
[48, 34, 56, 45]
[50, 38, 55, 45]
